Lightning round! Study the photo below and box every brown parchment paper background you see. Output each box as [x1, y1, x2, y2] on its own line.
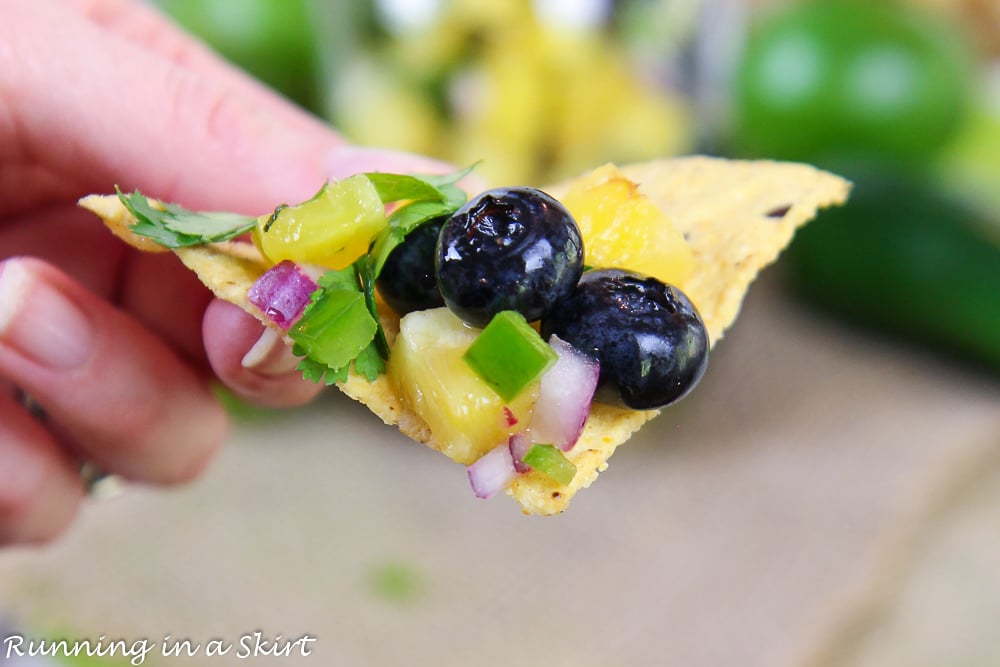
[1, 271, 998, 667]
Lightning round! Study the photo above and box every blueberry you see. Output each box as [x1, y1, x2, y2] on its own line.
[436, 187, 584, 327]
[376, 218, 446, 315]
[541, 269, 709, 410]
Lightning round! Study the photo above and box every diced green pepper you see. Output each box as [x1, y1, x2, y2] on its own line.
[522, 444, 576, 486]
[462, 311, 558, 401]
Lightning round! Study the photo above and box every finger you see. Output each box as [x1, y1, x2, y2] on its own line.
[3, 0, 340, 214]
[202, 299, 322, 408]
[0, 204, 125, 298]
[4, 2, 476, 215]
[67, 0, 332, 142]
[0, 391, 84, 546]
[0, 257, 228, 484]
[65, 0, 483, 196]
[116, 250, 214, 365]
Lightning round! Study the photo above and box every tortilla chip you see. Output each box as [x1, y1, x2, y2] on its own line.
[79, 156, 850, 515]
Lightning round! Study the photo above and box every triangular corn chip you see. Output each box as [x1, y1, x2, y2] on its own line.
[79, 156, 850, 515]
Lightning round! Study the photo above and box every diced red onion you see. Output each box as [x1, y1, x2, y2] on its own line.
[508, 432, 533, 474]
[530, 335, 599, 451]
[247, 260, 319, 329]
[467, 444, 517, 499]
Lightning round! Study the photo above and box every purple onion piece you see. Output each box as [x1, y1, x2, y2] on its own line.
[247, 260, 319, 329]
[467, 444, 517, 499]
[531, 335, 600, 451]
[508, 432, 533, 474]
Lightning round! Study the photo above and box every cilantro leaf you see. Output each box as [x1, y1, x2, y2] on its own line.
[364, 173, 448, 204]
[296, 339, 383, 384]
[289, 267, 379, 384]
[116, 187, 257, 247]
[368, 199, 457, 279]
[364, 164, 476, 210]
[439, 184, 468, 210]
[419, 163, 479, 189]
[356, 260, 390, 360]
[317, 266, 362, 292]
[421, 164, 479, 209]
[391, 199, 458, 235]
[353, 342, 386, 381]
[295, 354, 345, 385]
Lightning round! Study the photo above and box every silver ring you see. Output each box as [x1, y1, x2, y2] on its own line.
[14, 388, 122, 498]
[13, 386, 47, 422]
[79, 462, 122, 499]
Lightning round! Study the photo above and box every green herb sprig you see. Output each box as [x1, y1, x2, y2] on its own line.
[115, 187, 257, 246]
[290, 268, 382, 384]
[116, 166, 476, 385]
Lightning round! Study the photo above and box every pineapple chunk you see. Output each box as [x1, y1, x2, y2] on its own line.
[561, 163, 695, 287]
[252, 175, 386, 270]
[389, 308, 537, 465]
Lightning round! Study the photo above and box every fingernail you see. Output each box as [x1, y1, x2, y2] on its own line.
[0, 261, 95, 370]
[241, 327, 300, 376]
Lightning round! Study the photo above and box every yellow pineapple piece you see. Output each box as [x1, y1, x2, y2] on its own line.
[252, 175, 386, 270]
[561, 163, 695, 287]
[389, 308, 537, 466]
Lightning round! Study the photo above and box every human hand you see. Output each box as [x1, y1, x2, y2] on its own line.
[0, 0, 453, 545]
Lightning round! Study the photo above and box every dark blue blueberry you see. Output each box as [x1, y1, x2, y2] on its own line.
[435, 187, 584, 327]
[541, 269, 709, 410]
[376, 218, 447, 315]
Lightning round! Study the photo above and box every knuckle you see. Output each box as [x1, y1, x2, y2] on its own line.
[156, 69, 261, 203]
[164, 68, 257, 158]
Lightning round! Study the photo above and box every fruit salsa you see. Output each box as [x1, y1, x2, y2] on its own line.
[80, 157, 850, 514]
